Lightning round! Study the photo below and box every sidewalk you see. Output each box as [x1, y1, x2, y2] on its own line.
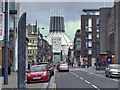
[2, 72, 48, 89]
[0, 77, 2, 90]
[2, 72, 17, 88]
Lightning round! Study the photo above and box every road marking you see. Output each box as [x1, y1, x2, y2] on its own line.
[88, 72, 120, 83]
[92, 85, 100, 90]
[70, 71, 101, 90]
[85, 80, 90, 84]
[80, 77, 84, 80]
[78, 69, 120, 83]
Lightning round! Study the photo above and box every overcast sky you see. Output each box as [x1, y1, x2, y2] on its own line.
[21, 2, 114, 40]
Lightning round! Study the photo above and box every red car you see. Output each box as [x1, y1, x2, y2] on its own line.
[26, 65, 50, 84]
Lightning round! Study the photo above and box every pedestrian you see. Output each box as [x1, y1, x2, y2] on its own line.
[28, 62, 31, 70]
[78, 60, 81, 67]
[71, 61, 74, 67]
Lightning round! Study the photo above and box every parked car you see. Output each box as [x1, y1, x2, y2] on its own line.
[26, 64, 51, 84]
[105, 64, 120, 78]
[37, 62, 54, 76]
[58, 63, 69, 72]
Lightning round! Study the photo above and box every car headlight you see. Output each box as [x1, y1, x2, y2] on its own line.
[42, 72, 47, 76]
[27, 74, 31, 77]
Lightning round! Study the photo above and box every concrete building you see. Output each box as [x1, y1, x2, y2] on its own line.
[26, 23, 38, 65]
[81, 9, 100, 67]
[0, 1, 2, 12]
[99, 1, 120, 64]
[27, 23, 53, 65]
[73, 29, 81, 67]
[47, 8, 73, 64]
[0, 1, 21, 71]
[9, 2, 21, 71]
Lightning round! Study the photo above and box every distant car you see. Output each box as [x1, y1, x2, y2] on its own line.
[37, 62, 54, 76]
[26, 65, 51, 84]
[58, 63, 69, 72]
[105, 64, 120, 78]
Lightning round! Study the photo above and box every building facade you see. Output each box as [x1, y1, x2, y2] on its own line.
[27, 23, 38, 64]
[99, 1, 120, 64]
[0, 1, 21, 71]
[73, 29, 81, 67]
[27, 23, 52, 65]
[81, 9, 100, 67]
[47, 9, 73, 64]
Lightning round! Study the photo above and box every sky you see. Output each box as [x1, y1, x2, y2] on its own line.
[21, 2, 114, 40]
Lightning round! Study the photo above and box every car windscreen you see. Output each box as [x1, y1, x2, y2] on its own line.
[110, 65, 120, 69]
[60, 64, 68, 66]
[30, 66, 46, 72]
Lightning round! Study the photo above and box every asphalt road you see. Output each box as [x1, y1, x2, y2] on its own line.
[54, 68, 120, 90]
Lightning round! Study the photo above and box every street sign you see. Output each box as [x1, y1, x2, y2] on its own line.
[0, 13, 4, 40]
[107, 57, 112, 64]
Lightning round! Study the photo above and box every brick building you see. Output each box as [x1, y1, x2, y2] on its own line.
[81, 9, 100, 67]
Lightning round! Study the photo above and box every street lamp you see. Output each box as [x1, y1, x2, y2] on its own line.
[37, 27, 44, 63]
[61, 47, 62, 61]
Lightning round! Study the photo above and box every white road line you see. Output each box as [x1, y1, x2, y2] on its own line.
[70, 72, 84, 80]
[88, 72, 120, 82]
[79, 69, 120, 83]
[80, 77, 84, 80]
[92, 85, 100, 90]
[85, 80, 90, 84]
[70, 71, 101, 90]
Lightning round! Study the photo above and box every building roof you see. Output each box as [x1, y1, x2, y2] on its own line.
[46, 32, 73, 47]
[82, 9, 99, 12]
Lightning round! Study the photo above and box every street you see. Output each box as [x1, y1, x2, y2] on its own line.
[2, 67, 120, 90]
[53, 67, 120, 90]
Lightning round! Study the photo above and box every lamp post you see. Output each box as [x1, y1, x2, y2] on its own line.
[4, 1, 17, 84]
[37, 27, 44, 63]
[61, 47, 62, 61]
[4, 1, 8, 85]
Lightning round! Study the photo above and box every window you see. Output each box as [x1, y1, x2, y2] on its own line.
[88, 27, 92, 32]
[88, 18, 92, 28]
[97, 34, 99, 38]
[76, 45, 80, 50]
[88, 41, 92, 47]
[30, 50, 31, 54]
[33, 39, 34, 43]
[96, 27, 99, 32]
[28, 50, 29, 54]
[88, 49, 92, 54]
[88, 34, 92, 39]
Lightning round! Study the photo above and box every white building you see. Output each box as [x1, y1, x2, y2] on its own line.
[46, 9, 73, 64]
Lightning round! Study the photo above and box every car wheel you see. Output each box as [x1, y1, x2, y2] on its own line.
[108, 73, 112, 78]
[105, 72, 108, 77]
[27, 82, 30, 84]
[105, 74, 108, 77]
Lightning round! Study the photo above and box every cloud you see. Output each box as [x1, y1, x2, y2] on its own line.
[21, 2, 114, 39]
[65, 20, 80, 40]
